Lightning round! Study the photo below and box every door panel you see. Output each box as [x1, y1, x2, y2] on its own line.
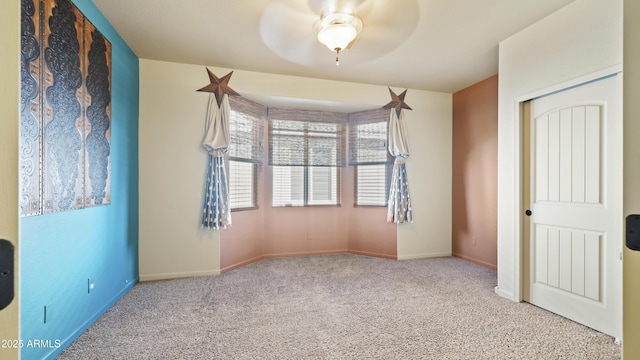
[527, 74, 622, 339]
[534, 226, 602, 300]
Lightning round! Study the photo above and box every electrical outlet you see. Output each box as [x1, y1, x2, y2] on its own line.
[472, 236, 477, 246]
[307, 231, 312, 240]
[88, 278, 95, 294]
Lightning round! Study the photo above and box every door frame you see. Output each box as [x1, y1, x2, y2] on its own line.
[0, 0, 21, 359]
[507, 65, 623, 303]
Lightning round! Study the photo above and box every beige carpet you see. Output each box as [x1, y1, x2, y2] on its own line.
[58, 254, 620, 359]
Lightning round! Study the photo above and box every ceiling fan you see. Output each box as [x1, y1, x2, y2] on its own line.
[259, 0, 419, 67]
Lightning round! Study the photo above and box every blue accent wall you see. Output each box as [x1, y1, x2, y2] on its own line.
[20, 1, 139, 358]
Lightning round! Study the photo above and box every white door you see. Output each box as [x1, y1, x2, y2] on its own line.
[526, 74, 622, 339]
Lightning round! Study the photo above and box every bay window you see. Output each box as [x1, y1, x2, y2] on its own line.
[268, 109, 346, 207]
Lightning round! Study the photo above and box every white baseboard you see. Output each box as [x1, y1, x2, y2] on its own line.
[348, 250, 397, 260]
[494, 286, 517, 302]
[396, 252, 451, 261]
[451, 252, 497, 271]
[139, 269, 220, 282]
[220, 255, 265, 274]
[263, 249, 348, 259]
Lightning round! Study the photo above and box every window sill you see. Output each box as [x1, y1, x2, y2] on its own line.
[231, 206, 259, 212]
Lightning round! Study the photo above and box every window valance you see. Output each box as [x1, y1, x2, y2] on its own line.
[229, 96, 265, 163]
[268, 108, 347, 167]
[348, 108, 391, 165]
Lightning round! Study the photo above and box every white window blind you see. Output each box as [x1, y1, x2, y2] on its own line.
[272, 166, 340, 207]
[272, 166, 304, 207]
[355, 164, 389, 206]
[228, 160, 257, 209]
[348, 109, 392, 206]
[228, 96, 265, 210]
[309, 166, 339, 205]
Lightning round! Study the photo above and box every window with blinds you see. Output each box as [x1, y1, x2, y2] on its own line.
[348, 109, 392, 206]
[228, 160, 257, 209]
[228, 96, 265, 210]
[269, 108, 346, 207]
[272, 166, 340, 207]
[355, 164, 390, 206]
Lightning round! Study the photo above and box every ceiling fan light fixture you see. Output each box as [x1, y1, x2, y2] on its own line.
[316, 12, 362, 65]
[317, 23, 357, 51]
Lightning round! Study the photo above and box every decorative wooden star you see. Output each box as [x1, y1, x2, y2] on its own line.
[197, 68, 239, 106]
[383, 88, 412, 118]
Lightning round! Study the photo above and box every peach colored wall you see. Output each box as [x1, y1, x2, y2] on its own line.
[219, 127, 268, 273]
[262, 163, 350, 257]
[452, 75, 498, 270]
[345, 165, 397, 259]
[348, 207, 397, 259]
[219, 207, 265, 273]
[220, 134, 397, 272]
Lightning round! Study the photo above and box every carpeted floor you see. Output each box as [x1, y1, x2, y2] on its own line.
[58, 254, 620, 359]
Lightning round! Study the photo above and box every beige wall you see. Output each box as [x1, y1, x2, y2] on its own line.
[138, 60, 221, 281]
[496, 0, 622, 301]
[396, 90, 453, 260]
[139, 59, 452, 279]
[0, 1, 20, 359]
[623, 0, 640, 356]
[452, 75, 498, 270]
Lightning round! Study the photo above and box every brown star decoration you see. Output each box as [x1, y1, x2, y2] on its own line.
[197, 68, 239, 106]
[383, 88, 412, 118]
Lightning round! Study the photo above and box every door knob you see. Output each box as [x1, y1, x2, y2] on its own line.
[525, 209, 532, 216]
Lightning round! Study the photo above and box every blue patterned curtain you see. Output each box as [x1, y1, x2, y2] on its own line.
[201, 94, 231, 229]
[387, 109, 412, 223]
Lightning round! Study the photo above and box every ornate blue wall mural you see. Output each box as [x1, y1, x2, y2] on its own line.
[85, 28, 111, 206]
[43, 0, 84, 212]
[20, 0, 42, 215]
[20, 0, 111, 216]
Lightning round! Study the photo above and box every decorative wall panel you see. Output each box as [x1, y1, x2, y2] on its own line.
[20, 0, 43, 215]
[20, 0, 111, 216]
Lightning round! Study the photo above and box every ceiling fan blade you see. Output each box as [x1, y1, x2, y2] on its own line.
[306, 0, 373, 16]
[260, 1, 324, 65]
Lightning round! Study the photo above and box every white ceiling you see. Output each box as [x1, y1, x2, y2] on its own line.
[92, 0, 574, 93]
